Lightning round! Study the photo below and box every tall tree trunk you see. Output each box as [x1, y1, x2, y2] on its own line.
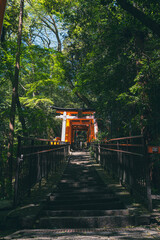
[0, 0, 7, 36]
[7, 0, 24, 197]
[17, 95, 27, 136]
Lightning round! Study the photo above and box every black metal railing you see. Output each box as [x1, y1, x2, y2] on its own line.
[0, 141, 7, 198]
[14, 136, 70, 206]
[91, 135, 152, 211]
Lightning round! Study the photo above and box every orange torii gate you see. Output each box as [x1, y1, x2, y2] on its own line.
[0, 0, 7, 36]
[56, 108, 98, 144]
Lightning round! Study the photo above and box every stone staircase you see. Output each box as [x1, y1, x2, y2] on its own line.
[36, 151, 136, 230]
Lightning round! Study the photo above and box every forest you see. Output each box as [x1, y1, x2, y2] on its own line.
[0, 0, 160, 198]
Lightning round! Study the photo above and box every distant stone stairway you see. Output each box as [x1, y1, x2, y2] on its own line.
[36, 151, 136, 230]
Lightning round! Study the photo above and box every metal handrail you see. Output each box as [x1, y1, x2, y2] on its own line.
[91, 135, 152, 211]
[21, 146, 67, 157]
[107, 135, 143, 142]
[101, 143, 143, 147]
[100, 146, 144, 157]
[14, 136, 70, 206]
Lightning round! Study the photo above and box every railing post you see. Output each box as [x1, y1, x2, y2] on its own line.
[144, 137, 152, 212]
[46, 152, 49, 181]
[0, 142, 5, 198]
[98, 143, 100, 163]
[37, 153, 42, 188]
[28, 139, 34, 197]
[146, 158, 152, 212]
[117, 140, 119, 180]
[14, 136, 21, 206]
[52, 150, 54, 173]
[55, 151, 57, 172]
[64, 146, 66, 162]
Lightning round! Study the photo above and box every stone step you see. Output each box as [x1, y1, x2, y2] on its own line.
[49, 193, 116, 202]
[58, 173, 103, 182]
[38, 215, 135, 229]
[44, 200, 125, 210]
[42, 209, 129, 217]
[57, 183, 105, 189]
[48, 197, 119, 206]
[59, 178, 104, 182]
[51, 189, 113, 196]
[57, 186, 106, 191]
[55, 187, 111, 193]
[34, 151, 138, 230]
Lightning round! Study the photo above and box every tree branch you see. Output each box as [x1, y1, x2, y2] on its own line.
[66, 77, 92, 108]
[39, 15, 62, 52]
[50, 15, 62, 52]
[117, 0, 160, 37]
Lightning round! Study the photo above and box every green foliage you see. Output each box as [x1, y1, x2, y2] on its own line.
[1, 0, 160, 140]
[51, 0, 160, 140]
[1, 0, 160, 197]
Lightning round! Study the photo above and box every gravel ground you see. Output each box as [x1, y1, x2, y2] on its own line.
[1, 227, 160, 240]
